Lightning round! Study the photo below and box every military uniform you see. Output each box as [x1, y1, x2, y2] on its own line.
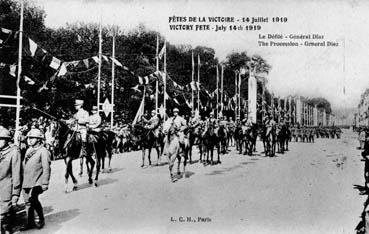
[0, 144, 22, 233]
[189, 115, 201, 135]
[73, 107, 90, 142]
[146, 115, 160, 137]
[22, 133, 51, 230]
[89, 112, 102, 132]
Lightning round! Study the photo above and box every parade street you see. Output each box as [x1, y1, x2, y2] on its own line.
[15, 130, 360, 234]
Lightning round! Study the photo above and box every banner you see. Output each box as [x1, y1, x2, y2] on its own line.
[295, 97, 302, 124]
[248, 74, 257, 123]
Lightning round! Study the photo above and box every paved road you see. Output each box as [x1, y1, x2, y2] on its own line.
[20, 130, 363, 234]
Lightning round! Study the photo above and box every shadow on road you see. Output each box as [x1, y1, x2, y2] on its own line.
[74, 178, 118, 191]
[13, 208, 80, 234]
[102, 167, 124, 174]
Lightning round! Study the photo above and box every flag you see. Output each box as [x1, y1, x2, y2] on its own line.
[1, 28, 11, 34]
[9, 64, 16, 77]
[92, 56, 99, 64]
[159, 104, 165, 118]
[57, 63, 67, 77]
[196, 81, 200, 90]
[165, 91, 169, 100]
[28, 38, 37, 57]
[110, 57, 122, 67]
[190, 81, 197, 91]
[24, 76, 35, 85]
[158, 43, 166, 59]
[83, 58, 89, 68]
[138, 76, 144, 85]
[132, 93, 145, 125]
[173, 98, 180, 105]
[49, 57, 61, 70]
[102, 55, 109, 62]
[144, 76, 149, 84]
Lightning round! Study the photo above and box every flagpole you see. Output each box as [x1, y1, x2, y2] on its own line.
[110, 30, 115, 129]
[191, 51, 194, 112]
[97, 19, 102, 111]
[238, 72, 241, 119]
[15, 0, 24, 144]
[197, 54, 200, 112]
[155, 34, 159, 112]
[234, 71, 237, 119]
[221, 65, 224, 117]
[163, 39, 167, 121]
[216, 64, 219, 119]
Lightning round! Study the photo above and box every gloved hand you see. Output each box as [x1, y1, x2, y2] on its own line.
[12, 196, 19, 206]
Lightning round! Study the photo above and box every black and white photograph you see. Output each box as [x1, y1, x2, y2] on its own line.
[0, 0, 368, 233]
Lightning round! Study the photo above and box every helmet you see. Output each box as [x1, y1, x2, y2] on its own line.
[26, 129, 45, 139]
[173, 108, 179, 113]
[151, 110, 156, 114]
[92, 105, 98, 111]
[0, 128, 11, 139]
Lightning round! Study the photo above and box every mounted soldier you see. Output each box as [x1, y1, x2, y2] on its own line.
[189, 111, 201, 136]
[167, 108, 187, 150]
[65, 99, 90, 156]
[89, 106, 102, 133]
[144, 110, 160, 138]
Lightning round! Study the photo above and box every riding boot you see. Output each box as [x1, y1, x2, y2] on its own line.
[21, 204, 35, 231]
[1, 214, 12, 234]
[33, 199, 45, 229]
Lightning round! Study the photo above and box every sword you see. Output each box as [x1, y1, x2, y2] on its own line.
[32, 108, 58, 120]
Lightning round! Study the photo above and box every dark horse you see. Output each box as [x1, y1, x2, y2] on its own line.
[203, 124, 220, 165]
[262, 124, 276, 157]
[132, 122, 162, 167]
[56, 121, 107, 192]
[276, 124, 289, 154]
[240, 124, 258, 156]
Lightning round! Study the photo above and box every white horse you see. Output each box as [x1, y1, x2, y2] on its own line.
[163, 119, 188, 182]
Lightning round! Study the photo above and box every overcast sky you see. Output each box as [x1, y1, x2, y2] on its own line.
[34, 0, 369, 110]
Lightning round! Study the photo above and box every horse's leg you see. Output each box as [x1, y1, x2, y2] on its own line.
[64, 158, 70, 192]
[177, 156, 181, 175]
[155, 147, 161, 165]
[141, 149, 145, 168]
[148, 148, 152, 166]
[217, 142, 221, 164]
[94, 151, 101, 187]
[79, 157, 83, 177]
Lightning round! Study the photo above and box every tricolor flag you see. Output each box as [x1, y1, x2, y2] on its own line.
[110, 57, 122, 67]
[57, 63, 67, 77]
[132, 93, 145, 125]
[49, 57, 61, 70]
[28, 38, 37, 57]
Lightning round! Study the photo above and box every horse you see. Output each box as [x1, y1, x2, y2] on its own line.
[241, 124, 258, 155]
[132, 122, 162, 167]
[99, 129, 116, 173]
[264, 124, 276, 157]
[276, 124, 288, 154]
[56, 121, 106, 192]
[163, 120, 188, 182]
[203, 124, 220, 165]
[188, 124, 202, 164]
[217, 125, 228, 154]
